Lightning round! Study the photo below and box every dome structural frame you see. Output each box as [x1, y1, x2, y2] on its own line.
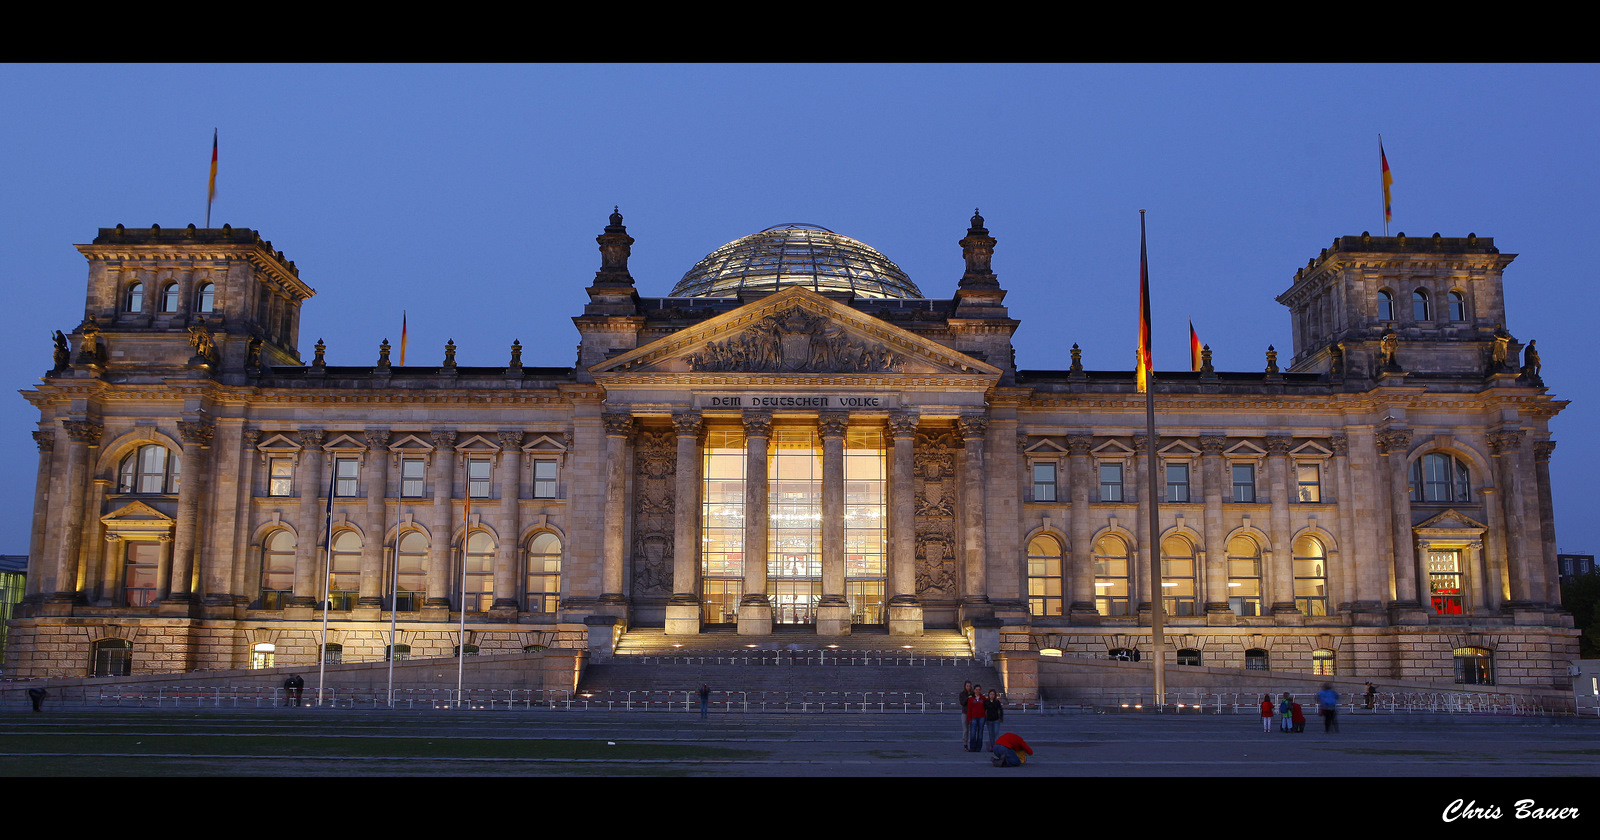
[669, 223, 924, 300]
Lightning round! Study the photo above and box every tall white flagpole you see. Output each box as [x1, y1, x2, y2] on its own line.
[316, 463, 335, 706]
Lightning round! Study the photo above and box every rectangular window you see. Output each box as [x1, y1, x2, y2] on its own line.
[334, 457, 359, 497]
[532, 459, 558, 499]
[1165, 463, 1190, 503]
[1231, 463, 1256, 503]
[1032, 462, 1057, 502]
[468, 457, 492, 499]
[1099, 463, 1124, 502]
[1296, 463, 1321, 503]
[400, 457, 425, 498]
[268, 457, 294, 496]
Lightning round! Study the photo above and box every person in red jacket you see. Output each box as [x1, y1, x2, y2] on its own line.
[1291, 700, 1306, 733]
[1259, 694, 1274, 733]
[992, 731, 1033, 767]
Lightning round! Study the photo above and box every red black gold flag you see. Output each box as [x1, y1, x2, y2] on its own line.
[1189, 320, 1202, 372]
[1381, 138, 1394, 225]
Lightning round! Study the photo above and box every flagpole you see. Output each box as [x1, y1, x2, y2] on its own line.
[1139, 210, 1167, 704]
[386, 543, 397, 706]
[316, 462, 335, 707]
[456, 490, 469, 709]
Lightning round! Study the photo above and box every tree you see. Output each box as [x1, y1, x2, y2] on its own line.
[1560, 572, 1600, 659]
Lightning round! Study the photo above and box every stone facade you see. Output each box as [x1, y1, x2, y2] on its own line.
[10, 214, 1576, 696]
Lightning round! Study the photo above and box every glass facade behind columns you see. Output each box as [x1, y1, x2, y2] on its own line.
[769, 427, 821, 624]
[701, 428, 746, 624]
[845, 427, 887, 624]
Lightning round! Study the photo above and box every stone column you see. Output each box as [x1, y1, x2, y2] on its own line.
[166, 419, 215, 606]
[81, 477, 111, 603]
[493, 431, 523, 612]
[1533, 440, 1560, 606]
[1378, 428, 1421, 613]
[666, 412, 703, 634]
[1265, 436, 1297, 616]
[738, 411, 773, 635]
[230, 429, 262, 606]
[1065, 434, 1098, 620]
[99, 534, 123, 607]
[599, 413, 634, 615]
[425, 429, 456, 610]
[1489, 430, 1536, 606]
[1199, 435, 1230, 619]
[887, 413, 923, 635]
[1478, 486, 1508, 613]
[1328, 435, 1359, 612]
[358, 429, 391, 609]
[817, 412, 851, 635]
[51, 420, 103, 606]
[957, 415, 991, 621]
[288, 428, 326, 608]
[26, 430, 54, 601]
[1465, 538, 1488, 614]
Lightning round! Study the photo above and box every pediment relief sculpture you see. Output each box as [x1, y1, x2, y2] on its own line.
[684, 306, 904, 374]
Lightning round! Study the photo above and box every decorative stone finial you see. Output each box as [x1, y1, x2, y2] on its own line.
[1265, 345, 1279, 374]
[595, 208, 635, 284]
[443, 339, 457, 369]
[377, 338, 392, 371]
[958, 209, 998, 288]
[311, 338, 327, 370]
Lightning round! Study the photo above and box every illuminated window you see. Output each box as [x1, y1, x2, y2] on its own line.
[123, 542, 160, 607]
[1427, 549, 1463, 615]
[394, 531, 428, 611]
[843, 427, 886, 625]
[1027, 535, 1064, 617]
[463, 531, 494, 612]
[1294, 535, 1330, 616]
[768, 426, 821, 625]
[118, 444, 180, 494]
[400, 457, 426, 498]
[1410, 453, 1471, 503]
[160, 282, 181, 313]
[259, 530, 295, 610]
[526, 532, 562, 614]
[1453, 647, 1493, 685]
[328, 531, 361, 610]
[1296, 463, 1321, 502]
[334, 457, 359, 497]
[1099, 463, 1124, 502]
[1093, 535, 1130, 617]
[468, 457, 492, 499]
[1161, 536, 1197, 617]
[1312, 648, 1336, 676]
[93, 639, 133, 677]
[268, 457, 294, 496]
[532, 459, 558, 498]
[1032, 461, 1057, 502]
[251, 643, 275, 670]
[701, 427, 746, 624]
[1227, 536, 1263, 617]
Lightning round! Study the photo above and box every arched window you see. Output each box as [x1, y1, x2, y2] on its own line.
[395, 531, 428, 611]
[125, 281, 145, 313]
[1027, 535, 1064, 617]
[1160, 536, 1197, 616]
[463, 531, 494, 612]
[526, 532, 562, 614]
[1177, 648, 1202, 666]
[322, 643, 343, 665]
[118, 444, 180, 494]
[195, 282, 215, 314]
[1410, 453, 1471, 502]
[1245, 648, 1269, 670]
[1226, 536, 1263, 617]
[1453, 647, 1493, 685]
[1447, 290, 1466, 322]
[160, 282, 181, 313]
[251, 642, 275, 669]
[453, 644, 480, 657]
[1108, 647, 1138, 661]
[386, 644, 411, 662]
[1312, 648, 1336, 676]
[1093, 535, 1130, 617]
[328, 531, 361, 610]
[91, 638, 133, 677]
[1412, 289, 1431, 321]
[259, 530, 295, 610]
[1377, 289, 1394, 321]
[1293, 535, 1329, 616]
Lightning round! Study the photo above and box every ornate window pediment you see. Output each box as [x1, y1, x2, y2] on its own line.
[101, 500, 175, 539]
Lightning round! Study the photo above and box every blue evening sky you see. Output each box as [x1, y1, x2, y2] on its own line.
[2, 64, 1594, 557]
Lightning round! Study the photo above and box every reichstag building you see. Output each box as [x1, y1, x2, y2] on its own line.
[8, 211, 1576, 694]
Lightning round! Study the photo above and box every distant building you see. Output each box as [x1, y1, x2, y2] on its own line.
[0, 555, 26, 669]
[1558, 554, 1596, 584]
[7, 215, 1578, 693]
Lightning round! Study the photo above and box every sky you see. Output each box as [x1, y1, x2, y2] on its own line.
[1, 63, 1595, 557]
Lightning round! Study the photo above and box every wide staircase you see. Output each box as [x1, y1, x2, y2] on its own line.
[579, 626, 998, 711]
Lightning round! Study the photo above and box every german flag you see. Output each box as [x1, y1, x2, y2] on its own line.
[1136, 212, 1152, 393]
[399, 311, 408, 366]
[1381, 138, 1393, 225]
[1190, 320, 1202, 372]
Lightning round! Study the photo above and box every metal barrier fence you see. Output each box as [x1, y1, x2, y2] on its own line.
[623, 650, 984, 667]
[1062, 689, 1572, 717]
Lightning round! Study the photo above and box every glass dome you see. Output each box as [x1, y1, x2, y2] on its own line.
[669, 224, 923, 299]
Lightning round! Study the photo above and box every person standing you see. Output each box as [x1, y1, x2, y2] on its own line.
[1318, 683, 1340, 733]
[958, 680, 974, 748]
[966, 684, 988, 753]
[27, 687, 47, 712]
[284, 674, 305, 707]
[1259, 694, 1274, 733]
[983, 689, 1003, 752]
[1279, 693, 1292, 732]
[698, 684, 710, 720]
[1364, 682, 1377, 710]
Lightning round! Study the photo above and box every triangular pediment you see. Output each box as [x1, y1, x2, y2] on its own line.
[591, 287, 1001, 381]
[101, 501, 174, 533]
[1415, 509, 1488, 533]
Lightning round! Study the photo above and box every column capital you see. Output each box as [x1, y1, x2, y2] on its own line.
[298, 428, 326, 449]
[178, 419, 216, 446]
[1330, 434, 1349, 457]
[1376, 428, 1411, 455]
[1488, 429, 1526, 454]
[672, 412, 703, 438]
[1065, 433, 1094, 456]
[602, 413, 635, 439]
[242, 427, 263, 447]
[1264, 435, 1293, 456]
[430, 429, 458, 451]
[1534, 440, 1556, 462]
[886, 412, 919, 441]
[63, 419, 103, 446]
[496, 430, 524, 450]
[32, 430, 55, 453]
[1198, 435, 1227, 455]
[366, 428, 393, 450]
[817, 412, 849, 440]
[742, 410, 772, 438]
[955, 415, 988, 443]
